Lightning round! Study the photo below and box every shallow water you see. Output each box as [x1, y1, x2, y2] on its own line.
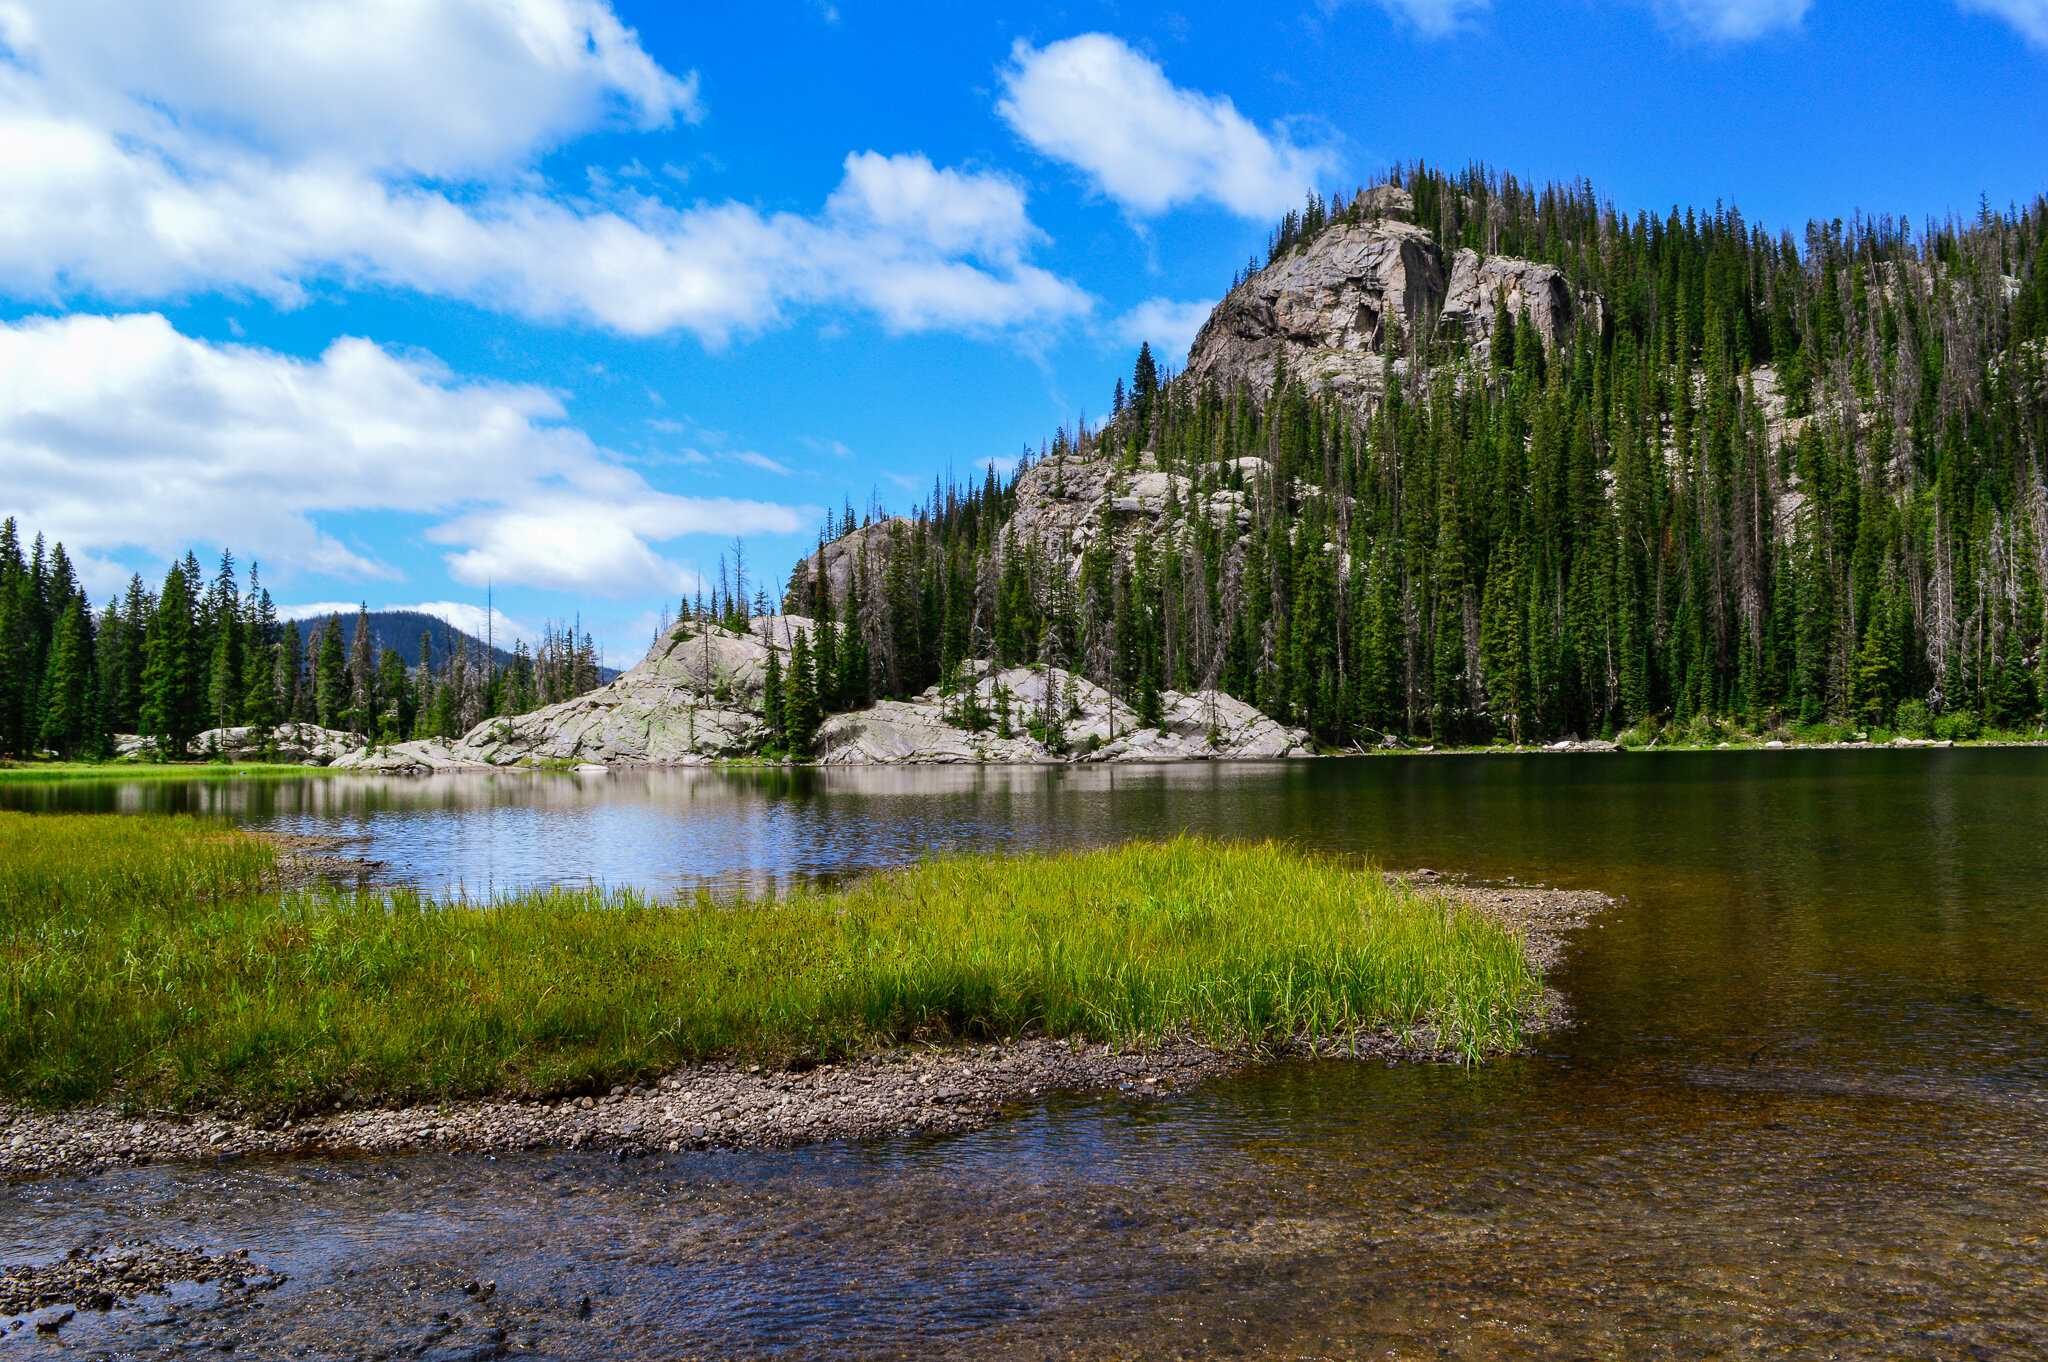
[5, 750, 2047, 1357]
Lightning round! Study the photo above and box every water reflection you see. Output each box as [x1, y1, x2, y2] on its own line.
[4, 750, 2047, 1355]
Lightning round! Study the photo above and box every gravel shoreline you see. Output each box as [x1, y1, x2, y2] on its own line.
[1, 1244, 285, 1321]
[0, 879, 1608, 1181]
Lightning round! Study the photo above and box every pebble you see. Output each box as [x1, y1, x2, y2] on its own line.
[0, 1038, 1242, 1176]
[1, 1243, 284, 1317]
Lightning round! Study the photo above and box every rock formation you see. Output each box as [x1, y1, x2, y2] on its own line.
[814, 662, 1308, 764]
[114, 723, 372, 766]
[1185, 194, 1599, 406]
[389, 618, 813, 769]
[1186, 217, 1443, 407]
[325, 619, 1310, 771]
[785, 519, 905, 614]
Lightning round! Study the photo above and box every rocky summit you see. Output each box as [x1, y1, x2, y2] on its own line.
[1185, 186, 1596, 408]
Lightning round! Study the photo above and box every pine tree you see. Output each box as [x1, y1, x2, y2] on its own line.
[782, 628, 821, 752]
[1132, 342, 1160, 442]
[207, 615, 240, 734]
[841, 553, 871, 707]
[376, 646, 412, 741]
[762, 641, 785, 746]
[242, 640, 280, 735]
[1481, 534, 1531, 743]
[37, 596, 95, 759]
[203, 550, 242, 732]
[0, 527, 27, 756]
[345, 604, 376, 734]
[1854, 603, 1900, 726]
[141, 560, 201, 758]
[315, 619, 347, 729]
[277, 621, 304, 723]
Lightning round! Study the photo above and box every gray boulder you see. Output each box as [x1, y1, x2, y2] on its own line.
[815, 663, 1310, 765]
[186, 723, 365, 765]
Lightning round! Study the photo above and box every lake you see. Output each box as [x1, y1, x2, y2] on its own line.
[5, 749, 2045, 1357]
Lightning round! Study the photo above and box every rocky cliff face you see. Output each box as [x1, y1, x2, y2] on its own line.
[783, 518, 907, 616]
[1185, 198, 1598, 406]
[995, 447, 1257, 572]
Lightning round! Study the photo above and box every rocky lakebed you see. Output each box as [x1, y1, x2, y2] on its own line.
[0, 869, 1606, 1347]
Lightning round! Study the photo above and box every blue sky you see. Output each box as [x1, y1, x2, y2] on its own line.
[3, 0, 2044, 665]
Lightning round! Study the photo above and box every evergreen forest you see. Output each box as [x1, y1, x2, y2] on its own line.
[0, 529, 605, 761]
[771, 163, 2048, 750]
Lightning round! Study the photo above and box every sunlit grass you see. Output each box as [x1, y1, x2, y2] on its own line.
[0, 812, 1539, 1111]
[0, 761, 345, 782]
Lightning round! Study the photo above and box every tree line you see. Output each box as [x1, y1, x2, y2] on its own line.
[0, 527, 604, 760]
[774, 163, 2048, 748]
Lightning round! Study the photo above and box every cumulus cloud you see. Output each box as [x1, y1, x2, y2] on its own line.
[2, 0, 700, 177]
[996, 34, 1339, 219]
[1959, 0, 2048, 46]
[0, 1, 1090, 340]
[0, 312, 813, 597]
[1655, 0, 1810, 40]
[1115, 297, 1216, 365]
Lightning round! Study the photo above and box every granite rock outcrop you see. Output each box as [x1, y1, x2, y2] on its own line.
[1184, 196, 1599, 406]
[814, 662, 1309, 765]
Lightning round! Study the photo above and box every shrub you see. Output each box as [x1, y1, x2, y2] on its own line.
[1933, 708, 1981, 742]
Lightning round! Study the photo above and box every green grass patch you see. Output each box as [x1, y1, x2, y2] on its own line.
[0, 761, 343, 783]
[0, 812, 1539, 1113]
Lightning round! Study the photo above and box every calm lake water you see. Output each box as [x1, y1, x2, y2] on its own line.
[5, 750, 2047, 1357]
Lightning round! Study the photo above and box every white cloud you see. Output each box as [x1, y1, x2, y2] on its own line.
[1959, 0, 2048, 46]
[1656, 0, 1809, 40]
[0, 2, 1091, 340]
[278, 600, 539, 646]
[1115, 297, 1216, 365]
[3, 0, 700, 178]
[276, 602, 376, 622]
[0, 312, 813, 598]
[1364, 0, 1491, 37]
[996, 34, 1339, 219]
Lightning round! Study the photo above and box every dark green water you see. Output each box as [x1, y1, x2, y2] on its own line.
[5, 750, 2046, 1357]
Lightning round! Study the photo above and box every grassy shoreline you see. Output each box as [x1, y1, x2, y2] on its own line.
[0, 761, 348, 782]
[2, 728, 2042, 782]
[0, 814, 1538, 1114]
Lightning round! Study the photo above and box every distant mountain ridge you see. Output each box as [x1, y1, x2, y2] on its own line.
[295, 609, 619, 682]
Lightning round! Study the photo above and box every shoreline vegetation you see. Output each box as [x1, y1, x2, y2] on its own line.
[0, 814, 1596, 1175]
[0, 714, 2043, 779]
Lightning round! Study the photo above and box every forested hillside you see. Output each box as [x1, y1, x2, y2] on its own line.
[0, 535, 606, 760]
[779, 163, 2048, 749]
